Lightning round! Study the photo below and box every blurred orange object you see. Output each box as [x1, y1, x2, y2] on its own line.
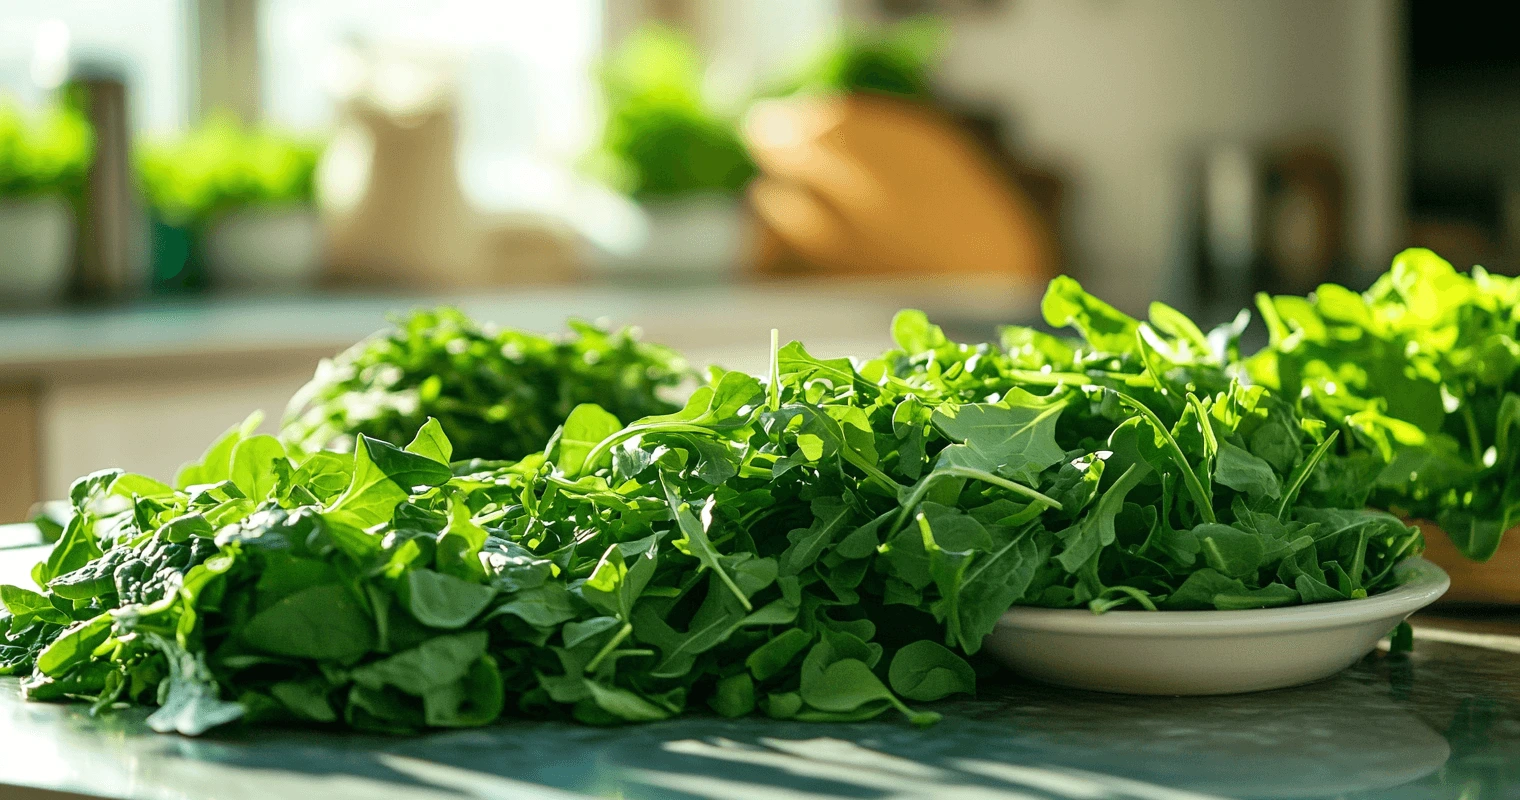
[743, 94, 1058, 281]
[1414, 519, 1520, 606]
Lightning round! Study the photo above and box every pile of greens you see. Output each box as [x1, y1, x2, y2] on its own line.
[1251, 248, 1520, 559]
[2, 281, 1418, 735]
[281, 308, 691, 463]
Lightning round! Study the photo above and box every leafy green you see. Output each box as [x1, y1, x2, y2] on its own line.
[240, 584, 375, 661]
[888, 640, 975, 701]
[1252, 249, 1520, 559]
[282, 309, 690, 463]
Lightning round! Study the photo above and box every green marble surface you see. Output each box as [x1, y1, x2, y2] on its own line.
[4, 538, 1520, 799]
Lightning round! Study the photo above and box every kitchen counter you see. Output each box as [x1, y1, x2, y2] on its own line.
[0, 277, 1041, 382]
[2, 529, 1519, 800]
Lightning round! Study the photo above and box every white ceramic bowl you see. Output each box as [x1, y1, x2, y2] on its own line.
[984, 558, 1449, 695]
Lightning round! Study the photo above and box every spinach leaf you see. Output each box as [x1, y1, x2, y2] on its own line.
[404, 417, 453, 465]
[888, 640, 976, 701]
[241, 584, 375, 661]
[400, 569, 496, 629]
[230, 435, 289, 501]
[327, 435, 450, 527]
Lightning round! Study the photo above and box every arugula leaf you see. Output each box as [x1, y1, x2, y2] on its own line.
[282, 310, 689, 463]
[659, 473, 750, 612]
[930, 396, 1069, 483]
[1042, 275, 1141, 354]
[779, 497, 852, 577]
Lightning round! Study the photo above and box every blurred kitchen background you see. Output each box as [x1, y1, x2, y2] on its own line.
[0, 0, 1500, 523]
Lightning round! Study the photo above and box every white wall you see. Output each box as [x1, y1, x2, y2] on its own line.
[927, 0, 1404, 309]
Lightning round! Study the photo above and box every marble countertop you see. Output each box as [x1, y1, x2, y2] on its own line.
[4, 533, 1518, 800]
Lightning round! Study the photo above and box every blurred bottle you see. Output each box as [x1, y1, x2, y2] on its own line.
[67, 63, 146, 301]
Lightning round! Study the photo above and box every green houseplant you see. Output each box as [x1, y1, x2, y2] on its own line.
[136, 115, 323, 291]
[772, 17, 946, 100]
[0, 96, 92, 305]
[583, 26, 755, 277]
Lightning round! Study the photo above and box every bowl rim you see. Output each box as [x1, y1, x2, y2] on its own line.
[997, 557, 1449, 637]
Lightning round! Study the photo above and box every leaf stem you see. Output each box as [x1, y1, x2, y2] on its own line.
[1276, 430, 1339, 520]
[581, 422, 719, 477]
[1462, 401, 1484, 465]
[1135, 325, 1176, 398]
[1089, 585, 1158, 613]
[584, 622, 633, 673]
[1185, 392, 1216, 508]
[886, 693, 941, 727]
[1113, 391, 1217, 523]
[768, 328, 781, 412]
[738, 464, 773, 480]
[890, 465, 1060, 535]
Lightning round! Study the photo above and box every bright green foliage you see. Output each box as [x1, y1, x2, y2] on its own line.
[771, 17, 947, 101]
[135, 114, 321, 226]
[1, 284, 1419, 734]
[585, 25, 754, 199]
[1252, 248, 1520, 559]
[281, 308, 691, 464]
[0, 97, 92, 197]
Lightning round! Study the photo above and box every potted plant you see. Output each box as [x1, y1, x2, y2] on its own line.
[0, 96, 92, 306]
[136, 115, 323, 292]
[582, 26, 756, 278]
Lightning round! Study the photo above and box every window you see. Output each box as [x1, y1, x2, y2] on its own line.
[0, 0, 190, 132]
[258, 0, 602, 212]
